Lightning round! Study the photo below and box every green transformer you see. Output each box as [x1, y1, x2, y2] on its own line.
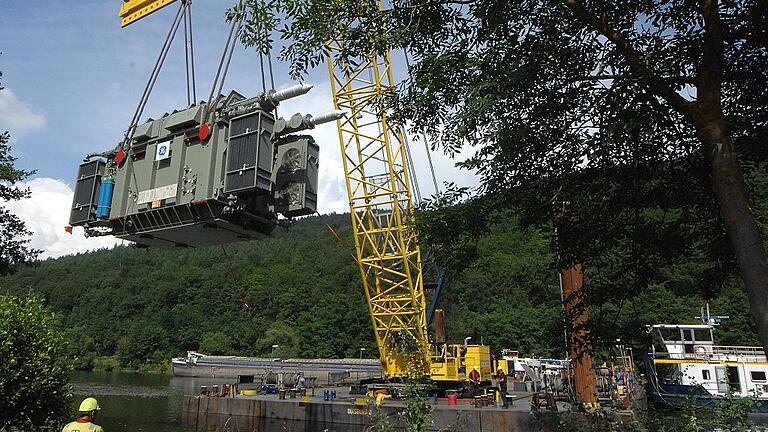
[69, 84, 342, 248]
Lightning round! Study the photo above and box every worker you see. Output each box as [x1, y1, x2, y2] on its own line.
[469, 367, 480, 382]
[62, 397, 103, 432]
[469, 367, 481, 396]
[496, 368, 508, 408]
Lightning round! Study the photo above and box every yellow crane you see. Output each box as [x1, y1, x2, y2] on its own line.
[325, 19, 493, 386]
[325, 37, 430, 379]
[117, 0, 492, 391]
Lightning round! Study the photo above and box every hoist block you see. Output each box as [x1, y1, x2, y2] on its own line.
[119, 0, 178, 27]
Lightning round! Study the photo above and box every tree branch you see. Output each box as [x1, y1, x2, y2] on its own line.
[698, 0, 724, 112]
[569, 75, 696, 85]
[381, 0, 477, 13]
[560, 0, 696, 119]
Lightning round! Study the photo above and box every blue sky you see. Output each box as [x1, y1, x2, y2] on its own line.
[0, 0, 477, 257]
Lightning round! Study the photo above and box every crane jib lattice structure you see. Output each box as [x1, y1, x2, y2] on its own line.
[326, 42, 430, 378]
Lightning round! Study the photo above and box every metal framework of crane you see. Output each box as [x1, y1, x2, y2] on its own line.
[325, 39, 430, 378]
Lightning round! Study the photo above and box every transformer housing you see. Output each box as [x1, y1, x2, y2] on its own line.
[69, 88, 323, 248]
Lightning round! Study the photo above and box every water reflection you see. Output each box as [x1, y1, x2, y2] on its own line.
[69, 372, 368, 432]
[70, 371, 222, 432]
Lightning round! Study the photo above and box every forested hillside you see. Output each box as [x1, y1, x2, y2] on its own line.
[0, 212, 758, 370]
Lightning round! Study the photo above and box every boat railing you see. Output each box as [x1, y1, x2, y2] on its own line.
[656, 345, 766, 362]
[711, 345, 766, 359]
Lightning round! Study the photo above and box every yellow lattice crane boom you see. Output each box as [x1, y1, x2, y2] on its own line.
[325, 41, 430, 378]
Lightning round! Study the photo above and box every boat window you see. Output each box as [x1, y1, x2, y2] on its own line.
[751, 371, 767, 382]
[660, 329, 681, 341]
[702, 370, 711, 380]
[694, 329, 712, 342]
[684, 330, 694, 342]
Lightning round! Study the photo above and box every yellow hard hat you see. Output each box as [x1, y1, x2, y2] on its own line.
[78, 397, 101, 412]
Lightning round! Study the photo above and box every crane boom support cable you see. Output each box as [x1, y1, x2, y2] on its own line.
[123, 1, 187, 145]
[422, 131, 440, 194]
[402, 50, 440, 195]
[401, 130, 422, 204]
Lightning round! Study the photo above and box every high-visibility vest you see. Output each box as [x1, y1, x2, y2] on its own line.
[62, 420, 104, 432]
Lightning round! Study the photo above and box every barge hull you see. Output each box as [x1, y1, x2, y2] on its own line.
[183, 395, 551, 432]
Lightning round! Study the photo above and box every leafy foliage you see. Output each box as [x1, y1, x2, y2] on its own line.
[0, 214, 377, 368]
[0, 72, 39, 275]
[0, 212, 758, 371]
[0, 292, 72, 429]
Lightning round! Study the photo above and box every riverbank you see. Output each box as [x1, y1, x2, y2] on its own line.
[76, 356, 170, 374]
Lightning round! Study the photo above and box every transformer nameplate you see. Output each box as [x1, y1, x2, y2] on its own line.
[137, 184, 178, 204]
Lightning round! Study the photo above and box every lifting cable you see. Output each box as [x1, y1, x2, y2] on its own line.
[207, 1, 245, 114]
[264, 13, 277, 115]
[122, 1, 189, 146]
[182, 0, 197, 105]
[403, 50, 441, 196]
[221, 244, 251, 310]
[254, 0, 277, 112]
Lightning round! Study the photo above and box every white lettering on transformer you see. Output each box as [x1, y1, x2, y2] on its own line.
[137, 184, 178, 204]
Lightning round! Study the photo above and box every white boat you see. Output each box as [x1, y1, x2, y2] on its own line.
[645, 306, 768, 411]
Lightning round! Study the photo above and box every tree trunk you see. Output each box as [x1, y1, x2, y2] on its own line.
[699, 117, 768, 352]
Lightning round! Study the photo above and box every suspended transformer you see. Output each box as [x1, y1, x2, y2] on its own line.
[69, 84, 342, 248]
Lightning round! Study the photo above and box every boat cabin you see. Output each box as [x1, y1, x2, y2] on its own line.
[650, 324, 768, 398]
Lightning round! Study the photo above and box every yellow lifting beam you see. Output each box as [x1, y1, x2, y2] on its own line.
[119, 0, 178, 27]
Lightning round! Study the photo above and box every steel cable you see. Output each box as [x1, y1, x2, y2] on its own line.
[123, 1, 187, 145]
[187, 1, 197, 103]
[183, 4, 191, 105]
[207, 5, 241, 111]
[403, 50, 440, 195]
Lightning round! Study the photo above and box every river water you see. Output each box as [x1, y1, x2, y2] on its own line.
[69, 371, 363, 432]
[70, 371, 216, 432]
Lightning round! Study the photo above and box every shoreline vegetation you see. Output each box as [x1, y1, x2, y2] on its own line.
[88, 356, 169, 374]
[2, 213, 760, 373]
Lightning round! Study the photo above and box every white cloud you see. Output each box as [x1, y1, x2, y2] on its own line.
[2, 178, 123, 259]
[0, 88, 46, 137]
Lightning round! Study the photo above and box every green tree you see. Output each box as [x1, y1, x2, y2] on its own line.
[199, 331, 234, 355]
[0, 292, 72, 429]
[0, 70, 39, 274]
[239, 0, 768, 352]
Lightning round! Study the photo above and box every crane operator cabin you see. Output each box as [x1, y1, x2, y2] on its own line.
[68, 84, 342, 248]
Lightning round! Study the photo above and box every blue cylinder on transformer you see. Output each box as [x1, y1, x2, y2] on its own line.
[95, 178, 114, 219]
